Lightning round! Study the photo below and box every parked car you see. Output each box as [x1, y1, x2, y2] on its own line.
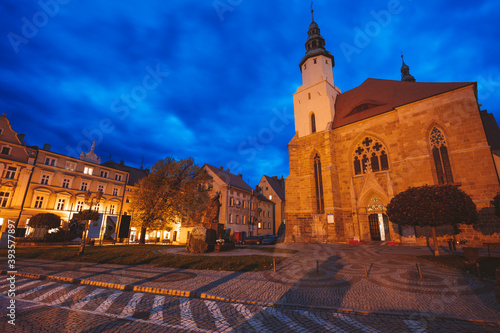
[262, 235, 278, 245]
[242, 236, 263, 245]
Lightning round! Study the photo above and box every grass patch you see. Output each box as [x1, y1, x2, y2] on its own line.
[418, 255, 500, 280]
[0, 245, 285, 272]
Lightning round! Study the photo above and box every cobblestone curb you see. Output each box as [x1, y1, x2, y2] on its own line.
[3, 269, 499, 326]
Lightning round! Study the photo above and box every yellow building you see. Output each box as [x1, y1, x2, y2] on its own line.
[0, 114, 36, 248]
[19, 142, 129, 240]
[285, 14, 500, 246]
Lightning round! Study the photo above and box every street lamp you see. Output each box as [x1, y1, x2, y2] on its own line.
[78, 191, 102, 256]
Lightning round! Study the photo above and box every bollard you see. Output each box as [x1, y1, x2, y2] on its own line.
[417, 263, 423, 280]
[273, 258, 276, 273]
[364, 263, 368, 278]
[476, 263, 482, 280]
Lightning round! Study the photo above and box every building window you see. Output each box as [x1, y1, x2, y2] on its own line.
[115, 174, 122, 181]
[126, 197, 130, 203]
[44, 157, 56, 166]
[230, 197, 234, 206]
[81, 182, 88, 191]
[353, 136, 389, 175]
[112, 187, 119, 196]
[242, 200, 246, 209]
[55, 198, 65, 210]
[0, 192, 10, 207]
[1, 146, 11, 155]
[98, 184, 104, 193]
[258, 222, 262, 229]
[229, 214, 233, 224]
[269, 195, 273, 200]
[311, 113, 316, 133]
[109, 205, 115, 215]
[313, 58, 317, 64]
[62, 178, 70, 188]
[314, 154, 324, 214]
[5, 166, 17, 179]
[41, 174, 50, 185]
[94, 203, 100, 212]
[430, 127, 454, 184]
[100, 170, 108, 178]
[65, 162, 76, 171]
[243, 216, 246, 225]
[236, 215, 240, 224]
[76, 200, 84, 211]
[84, 166, 93, 175]
[34, 196, 45, 209]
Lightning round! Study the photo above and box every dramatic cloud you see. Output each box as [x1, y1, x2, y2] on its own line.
[1, 0, 499, 186]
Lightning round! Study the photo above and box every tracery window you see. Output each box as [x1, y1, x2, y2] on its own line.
[311, 113, 316, 133]
[367, 196, 385, 212]
[353, 137, 389, 175]
[313, 154, 324, 214]
[430, 127, 453, 184]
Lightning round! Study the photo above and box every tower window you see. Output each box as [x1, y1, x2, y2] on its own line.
[430, 127, 453, 184]
[353, 137, 389, 175]
[308, 92, 311, 100]
[313, 58, 317, 64]
[311, 113, 316, 133]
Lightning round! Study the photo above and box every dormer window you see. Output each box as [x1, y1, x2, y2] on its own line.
[1, 146, 11, 155]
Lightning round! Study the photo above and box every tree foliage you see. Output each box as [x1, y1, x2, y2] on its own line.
[28, 213, 61, 229]
[130, 157, 212, 243]
[386, 184, 477, 227]
[492, 193, 500, 218]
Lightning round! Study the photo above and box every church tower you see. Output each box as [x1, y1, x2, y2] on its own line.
[293, 9, 341, 137]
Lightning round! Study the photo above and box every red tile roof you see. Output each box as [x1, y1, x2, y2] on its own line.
[333, 78, 474, 129]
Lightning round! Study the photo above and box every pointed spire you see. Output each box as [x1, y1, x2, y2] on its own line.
[90, 140, 96, 152]
[400, 54, 416, 82]
[299, 4, 334, 71]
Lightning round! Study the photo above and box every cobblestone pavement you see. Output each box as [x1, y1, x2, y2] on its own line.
[1, 243, 500, 332]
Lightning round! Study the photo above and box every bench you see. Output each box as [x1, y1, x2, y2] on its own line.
[162, 239, 171, 245]
[483, 243, 500, 256]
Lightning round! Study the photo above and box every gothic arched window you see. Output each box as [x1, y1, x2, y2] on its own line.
[314, 154, 324, 214]
[353, 137, 389, 175]
[430, 127, 453, 184]
[311, 113, 316, 133]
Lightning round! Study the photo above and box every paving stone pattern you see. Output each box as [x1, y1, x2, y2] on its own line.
[1, 243, 500, 332]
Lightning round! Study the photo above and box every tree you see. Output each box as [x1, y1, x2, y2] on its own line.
[386, 184, 477, 256]
[491, 193, 500, 218]
[28, 213, 61, 240]
[73, 209, 101, 255]
[130, 157, 212, 244]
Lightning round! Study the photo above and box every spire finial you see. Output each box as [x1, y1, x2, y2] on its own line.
[311, 2, 314, 21]
[400, 53, 415, 82]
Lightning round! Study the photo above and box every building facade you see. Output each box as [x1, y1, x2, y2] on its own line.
[203, 165, 275, 237]
[258, 175, 285, 235]
[285, 14, 500, 246]
[19, 143, 129, 239]
[0, 114, 36, 247]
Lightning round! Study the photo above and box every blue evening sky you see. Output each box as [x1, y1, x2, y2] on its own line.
[1, 0, 499, 187]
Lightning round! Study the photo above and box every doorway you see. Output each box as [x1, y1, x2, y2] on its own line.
[368, 213, 390, 241]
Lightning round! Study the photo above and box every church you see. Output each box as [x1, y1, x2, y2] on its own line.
[285, 12, 500, 247]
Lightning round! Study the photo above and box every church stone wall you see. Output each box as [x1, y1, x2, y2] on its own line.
[286, 85, 500, 246]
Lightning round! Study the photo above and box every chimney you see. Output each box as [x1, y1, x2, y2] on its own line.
[17, 134, 25, 143]
[43, 144, 51, 151]
[220, 166, 224, 170]
[226, 168, 230, 173]
[238, 173, 243, 179]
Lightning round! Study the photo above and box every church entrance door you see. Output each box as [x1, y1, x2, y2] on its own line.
[368, 214, 381, 241]
[369, 213, 390, 241]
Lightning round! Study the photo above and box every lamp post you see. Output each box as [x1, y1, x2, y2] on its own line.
[78, 191, 102, 256]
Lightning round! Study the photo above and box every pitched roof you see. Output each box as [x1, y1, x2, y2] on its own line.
[204, 164, 253, 192]
[333, 78, 474, 128]
[101, 161, 149, 186]
[263, 175, 285, 201]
